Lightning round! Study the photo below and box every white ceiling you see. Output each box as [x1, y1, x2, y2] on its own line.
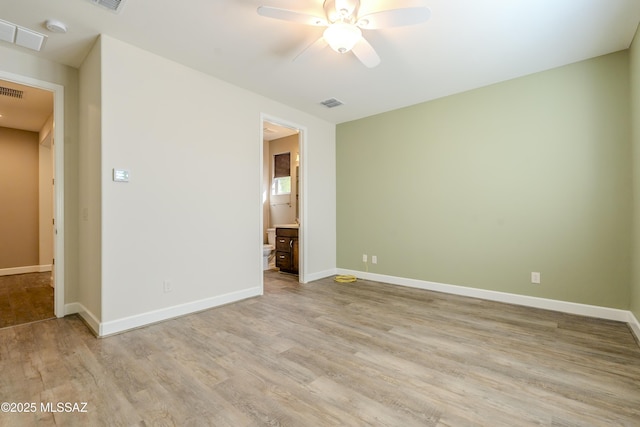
[0, 0, 639, 125]
[263, 121, 298, 141]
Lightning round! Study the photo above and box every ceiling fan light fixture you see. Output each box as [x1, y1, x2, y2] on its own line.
[257, 0, 430, 67]
[323, 23, 361, 53]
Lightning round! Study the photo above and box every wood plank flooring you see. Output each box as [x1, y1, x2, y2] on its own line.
[0, 272, 54, 329]
[0, 271, 639, 426]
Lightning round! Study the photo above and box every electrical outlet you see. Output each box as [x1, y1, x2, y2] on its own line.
[362, 254, 368, 263]
[531, 272, 541, 284]
[372, 255, 377, 264]
[163, 280, 173, 293]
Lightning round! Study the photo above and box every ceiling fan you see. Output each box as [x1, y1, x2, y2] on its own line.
[257, 0, 431, 68]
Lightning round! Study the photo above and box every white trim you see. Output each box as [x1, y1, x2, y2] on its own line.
[629, 311, 640, 343]
[259, 116, 266, 292]
[337, 269, 631, 323]
[53, 82, 65, 319]
[0, 70, 65, 319]
[64, 302, 82, 316]
[303, 268, 337, 283]
[0, 265, 53, 276]
[98, 286, 261, 337]
[65, 302, 101, 336]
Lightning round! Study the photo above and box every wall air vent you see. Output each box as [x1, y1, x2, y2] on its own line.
[321, 98, 343, 108]
[0, 86, 24, 99]
[85, 0, 127, 13]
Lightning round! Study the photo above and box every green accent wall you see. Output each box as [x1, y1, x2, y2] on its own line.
[631, 27, 640, 319]
[337, 51, 631, 309]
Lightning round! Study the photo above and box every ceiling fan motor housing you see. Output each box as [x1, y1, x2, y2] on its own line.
[323, 0, 360, 23]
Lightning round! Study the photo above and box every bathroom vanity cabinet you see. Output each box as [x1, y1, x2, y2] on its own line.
[275, 227, 298, 274]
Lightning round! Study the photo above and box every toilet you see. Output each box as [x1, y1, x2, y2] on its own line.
[262, 228, 276, 270]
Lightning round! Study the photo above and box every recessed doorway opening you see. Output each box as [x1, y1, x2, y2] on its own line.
[260, 115, 305, 290]
[0, 71, 65, 322]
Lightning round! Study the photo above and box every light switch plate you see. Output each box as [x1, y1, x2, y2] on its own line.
[113, 169, 130, 182]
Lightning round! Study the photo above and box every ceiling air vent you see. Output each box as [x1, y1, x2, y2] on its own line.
[321, 98, 343, 108]
[0, 86, 24, 99]
[86, 0, 127, 13]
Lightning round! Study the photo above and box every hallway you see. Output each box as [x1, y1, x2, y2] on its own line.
[0, 272, 53, 328]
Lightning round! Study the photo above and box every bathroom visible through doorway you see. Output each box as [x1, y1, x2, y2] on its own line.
[260, 117, 304, 286]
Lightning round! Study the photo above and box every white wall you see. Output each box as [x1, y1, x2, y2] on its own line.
[96, 35, 336, 330]
[78, 38, 103, 322]
[303, 123, 337, 280]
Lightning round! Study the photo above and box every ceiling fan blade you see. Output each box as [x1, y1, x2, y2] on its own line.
[257, 6, 327, 26]
[293, 37, 328, 62]
[357, 7, 431, 29]
[351, 37, 380, 68]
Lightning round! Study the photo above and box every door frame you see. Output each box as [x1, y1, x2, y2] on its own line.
[260, 113, 307, 286]
[0, 70, 65, 317]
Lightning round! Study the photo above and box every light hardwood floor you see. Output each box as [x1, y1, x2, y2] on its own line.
[1, 271, 639, 426]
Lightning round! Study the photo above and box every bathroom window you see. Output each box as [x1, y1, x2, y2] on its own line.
[272, 152, 291, 195]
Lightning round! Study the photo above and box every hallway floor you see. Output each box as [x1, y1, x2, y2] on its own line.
[0, 272, 54, 329]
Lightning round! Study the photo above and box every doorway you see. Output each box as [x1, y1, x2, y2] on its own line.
[0, 72, 65, 322]
[260, 115, 305, 290]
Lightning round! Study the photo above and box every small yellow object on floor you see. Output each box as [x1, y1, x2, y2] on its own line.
[334, 275, 357, 283]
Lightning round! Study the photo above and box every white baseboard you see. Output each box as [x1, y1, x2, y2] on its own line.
[65, 302, 100, 336]
[336, 269, 631, 323]
[303, 269, 338, 283]
[98, 286, 262, 337]
[64, 287, 261, 337]
[628, 311, 640, 343]
[0, 265, 52, 276]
